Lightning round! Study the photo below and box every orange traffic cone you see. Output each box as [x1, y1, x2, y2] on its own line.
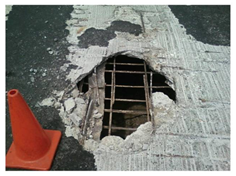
[6, 89, 61, 170]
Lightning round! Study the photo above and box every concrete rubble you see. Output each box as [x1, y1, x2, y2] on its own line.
[38, 5, 230, 170]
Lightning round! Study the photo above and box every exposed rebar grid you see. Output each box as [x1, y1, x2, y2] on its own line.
[102, 59, 172, 138]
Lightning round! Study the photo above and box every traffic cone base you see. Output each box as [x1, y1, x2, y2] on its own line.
[6, 129, 61, 171]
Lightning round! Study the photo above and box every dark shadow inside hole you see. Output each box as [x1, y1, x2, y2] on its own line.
[147, 73, 176, 101]
[76, 75, 89, 93]
[114, 55, 143, 63]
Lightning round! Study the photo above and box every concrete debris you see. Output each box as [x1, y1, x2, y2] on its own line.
[93, 112, 102, 119]
[65, 125, 81, 140]
[47, 47, 57, 55]
[52, 90, 64, 101]
[54, 102, 61, 109]
[39, 97, 55, 107]
[69, 113, 82, 126]
[64, 97, 75, 112]
[30, 76, 35, 83]
[60, 63, 69, 72]
[42, 72, 46, 77]
[74, 97, 85, 104]
[71, 88, 80, 98]
[73, 100, 87, 117]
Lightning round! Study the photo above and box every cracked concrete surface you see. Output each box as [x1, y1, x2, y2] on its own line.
[38, 5, 230, 170]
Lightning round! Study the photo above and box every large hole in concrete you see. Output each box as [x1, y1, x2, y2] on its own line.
[73, 54, 176, 142]
[100, 55, 176, 139]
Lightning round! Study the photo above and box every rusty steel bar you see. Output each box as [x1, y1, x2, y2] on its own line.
[149, 71, 155, 125]
[82, 98, 93, 136]
[105, 84, 171, 89]
[105, 70, 151, 74]
[103, 125, 137, 131]
[105, 109, 147, 115]
[143, 75, 150, 122]
[106, 62, 144, 66]
[108, 59, 116, 136]
[105, 98, 146, 103]
[106, 84, 144, 88]
[150, 72, 153, 93]
[112, 58, 116, 105]
[143, 61, 151, 122]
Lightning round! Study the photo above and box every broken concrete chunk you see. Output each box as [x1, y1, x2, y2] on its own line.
[60, 63, 69, 72]
[54, 90, 64, 101]
[93, 113, 102, 119]
[62, 117, 72, 126]
[39, 97, 55, 107]
[75, 97, 86, 104]
[73, 103, 87, 120]
[54, 102, 61, 109]
[69, 113, 82, 126]
[71, 88, 80, 98]
[49, 50, 54, 55]
[65, 126, 80, 140]
[64, 97, 76, 112]
[59, 107, 66, 118]
[30, 77, 35, 82]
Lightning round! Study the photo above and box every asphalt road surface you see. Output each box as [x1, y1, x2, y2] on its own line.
[5, 5, 230, 171]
